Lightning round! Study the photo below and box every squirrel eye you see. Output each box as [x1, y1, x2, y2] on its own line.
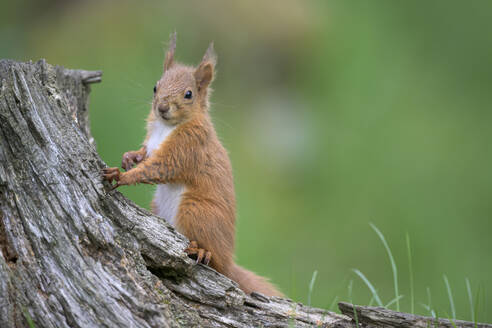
[153, 85, 156, 94]
[184, 90, 193, 99]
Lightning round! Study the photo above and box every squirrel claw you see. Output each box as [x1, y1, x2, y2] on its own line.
[196, 249, 205, 264]
[102, 167, 122, 189]
[203, 251, 212, 265]
[110, 182, 121, 190]
[184, 241, 212, 266]
[121, 151, 144, 171]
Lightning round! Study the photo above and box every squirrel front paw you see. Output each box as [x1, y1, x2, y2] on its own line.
[121, 151, 144, 171]
[184, 240, 212, 265]
[102, 167, 125, 190]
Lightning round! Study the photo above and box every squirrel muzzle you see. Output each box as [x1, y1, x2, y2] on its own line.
[158, 103, 170, 115]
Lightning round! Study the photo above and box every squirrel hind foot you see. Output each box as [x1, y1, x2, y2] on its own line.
[184, 240, 212, 265]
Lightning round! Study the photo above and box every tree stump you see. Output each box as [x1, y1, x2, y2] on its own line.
[0, 59, 489, 328]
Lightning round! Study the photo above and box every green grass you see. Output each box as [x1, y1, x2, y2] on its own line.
[434, 311, 440, 328]
[329, 295, 339, 312]
[443, 274, 456, 320]
[307, 270, 318, 308]
[474, 284, 483, 328]
[370, 223, 400, 311]
[347, 279, 353, 302]
[385, 295, 404, 308]
[352, 269, 383, 307]
[423, 287, 437, 318]
[352, 306, 359, 328]
[444, 311, 458, 328]
[22, 308, 36, 328]
[346, 279, 360, 327]
[341, 225, 486, 324]
[466, 278, 475, 323]
[406, 233, 415, 314]
[300, 225, 488, 326]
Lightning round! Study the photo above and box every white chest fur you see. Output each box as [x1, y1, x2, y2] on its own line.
[146, 120, 184, 226]
[146, 120, 176, 157]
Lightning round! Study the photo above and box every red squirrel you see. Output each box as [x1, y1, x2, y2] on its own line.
[102, 33, 282, 297]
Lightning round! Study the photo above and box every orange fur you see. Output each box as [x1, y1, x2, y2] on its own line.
[103, 33, 282, 297]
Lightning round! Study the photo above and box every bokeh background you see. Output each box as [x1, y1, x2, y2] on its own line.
[2, 0, 491, 322]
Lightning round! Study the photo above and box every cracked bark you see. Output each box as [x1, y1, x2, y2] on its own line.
[0, 59, 489, 328]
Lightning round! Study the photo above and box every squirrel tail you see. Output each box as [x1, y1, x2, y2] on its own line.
[228, 263, 283, 297]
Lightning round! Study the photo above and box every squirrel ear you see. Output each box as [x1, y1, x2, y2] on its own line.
[163, 31, 177, 73]
[194, 42, 217, 91]
[201, 41, 217, 67]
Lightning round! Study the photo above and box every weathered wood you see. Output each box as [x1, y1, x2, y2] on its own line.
[0, 59, 490, 328]
[0, 59, 352, 327]
[339, 302, 492, 328]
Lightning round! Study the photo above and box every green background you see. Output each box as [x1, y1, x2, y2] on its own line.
[2, 0, 491, 322]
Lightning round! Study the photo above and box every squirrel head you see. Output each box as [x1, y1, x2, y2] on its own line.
[152, 32, 217, 125]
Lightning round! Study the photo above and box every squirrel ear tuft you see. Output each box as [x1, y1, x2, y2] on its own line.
[201, 41, 217, 67]
[194, 42, 217, 91]
[163, 31, 177, 73]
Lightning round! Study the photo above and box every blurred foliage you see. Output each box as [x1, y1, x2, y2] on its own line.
[2, 0, 492, 322]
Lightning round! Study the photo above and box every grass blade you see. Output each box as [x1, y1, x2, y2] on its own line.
[22, 308, 36, 328]
[474, 284, 482, 328]
[422, 287, 436, 318]
[444, 312, 458, 328]
[421, 303, 431, 312]
[466, 278, 474, 323]
[368, 295, 375, 307]
[385, 295, 404, 308]
[347, 279, 353, 302]
[352, 269, 383, 307]
[308, 270, 318, 307]
[434, 311, 439, 328]
[347, 277, 360, 327]
[329, 295, 339, 312]
[427, 286, 432, 309]
[406, 233, 414, 314]
[443, 275, 456, 320]
[370, 223, 399, 311]
[353, 305, 360, 328]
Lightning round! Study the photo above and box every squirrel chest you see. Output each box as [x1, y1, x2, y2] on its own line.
[146, 120, 185, 226]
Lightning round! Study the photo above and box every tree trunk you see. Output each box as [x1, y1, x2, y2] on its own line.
[339, 302, 490, 328]
[0, 59, 489, 328]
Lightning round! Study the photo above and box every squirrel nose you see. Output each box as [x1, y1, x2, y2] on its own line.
[158, 103, 170, 114]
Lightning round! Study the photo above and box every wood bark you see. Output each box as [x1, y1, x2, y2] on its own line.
[0, 59, 489, 328]
[339, 302, 491, 328]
